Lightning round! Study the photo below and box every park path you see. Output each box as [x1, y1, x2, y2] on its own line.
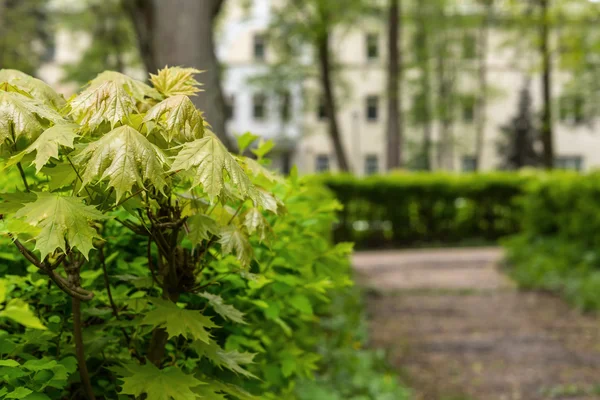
[354, 248, 600, 400]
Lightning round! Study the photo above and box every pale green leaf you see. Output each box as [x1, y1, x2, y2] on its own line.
[150, 66, 202, 97]
[218, 225, 253, 267]
[248, 186, 280, 213]
[142, 298, 217, 342]
[42, 163, 77, 191]
[73, 125, 167, 201]
[251, 139, 275, 159]
[0, 359, 19, 367]
[0, 279, 5, 303]
[13, 192, 109, 259]
[170, 134, 253, 200]
[5, 387, 33, 399]
[0, 192, 36, 214]
[235, 132, 260, 154]
[243, 207, 270, 242]
[144, 95, 204, 142]
[199, 292, 246, 324]
[119, 363, 204, 400]
[69, 81, 135, 129]
[0, 91, 65, 148]
[192, 340, 256, 379]
[0, 299, 46, 330]
[289, 295, 313, 315]
[0, 69, 66, 109]
[236, 155, 281, 183]
[86, 71, 161, 101]
[195, 380, 260, 400]
[186, 214, 219, 246]
[18, 124, 79, 172]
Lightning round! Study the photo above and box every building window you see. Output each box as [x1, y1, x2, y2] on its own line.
[462, 155, 477, 172]
[555, 156, 583, 171]
[225, 95, 235, 121]
[315, 154, 330, 172]
[366, 33, 379, 60]
[280, 91, 291, 122]
[461, 96, 475, 123]
[559, 94, 586, 125]
[364, 154, 379, 175]
[253, 93, 267, 120]
[463, 33, 477, 59]
[317, 97, 327, 120]
[366, 96, 379, 121]
[253, 34, 266, 61]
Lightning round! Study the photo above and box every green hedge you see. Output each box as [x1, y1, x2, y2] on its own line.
[503, 171, 600, 310]
[318, 172, 531, 249]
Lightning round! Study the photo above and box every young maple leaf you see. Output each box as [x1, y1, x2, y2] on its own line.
[150, 66, 203, 97]
[186, 214, 219, 246]
[15, 124, 79, 172]
[13, 192, 109, 259]
[194, 380, 260, 400]
[218, 225, 253, 267]
[118, 363, 203, 400]
[141, 298, 217, 343]
[86, 71, 162, 102]
[69, 81, 136, 129]
[144, 95, 205, 142]
[243, 208, 270, 242]
[73, 125, 167, 202]
[199, 292, 246, 324]
[170, 134, 253, 200]
[0, 69, 66, 109]
[0, 91, 65, 148]
[192, 339, 257, 379]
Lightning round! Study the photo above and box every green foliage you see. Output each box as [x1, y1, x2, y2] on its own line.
[320, 172, 530, 249]
[503, 171, 600, 311]
[0, 68, 411, 399]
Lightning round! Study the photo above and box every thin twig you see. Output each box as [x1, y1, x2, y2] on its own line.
[16, 163, 30, 192]
[66, 156, 93, 199]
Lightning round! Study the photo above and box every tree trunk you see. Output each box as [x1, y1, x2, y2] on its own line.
[416, 3, 433, 171]
[539, 0, 554, 169]
[123, 0, 234, 150]
[386, 0, 403, 170]
[474, 2, 492, 171]
[317, 32, 351, 172]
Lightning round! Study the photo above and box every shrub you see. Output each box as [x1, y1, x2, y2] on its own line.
[503, 171, 600, 310]
[319, 172, 530, 249]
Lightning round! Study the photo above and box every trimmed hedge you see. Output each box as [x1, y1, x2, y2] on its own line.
[503, 171, 600, 310]
[318, 172, 532, 249]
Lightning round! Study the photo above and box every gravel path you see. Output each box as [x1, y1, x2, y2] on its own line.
[354, 248, 600, 400]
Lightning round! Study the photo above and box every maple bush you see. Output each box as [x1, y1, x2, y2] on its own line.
[0, 68, 378, 399]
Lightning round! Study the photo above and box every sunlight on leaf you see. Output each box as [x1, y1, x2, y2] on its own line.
[150, 66, 203, 97]
[118, 362, 204, 400]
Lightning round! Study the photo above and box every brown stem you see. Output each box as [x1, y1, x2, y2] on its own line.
[72, 297, 96, 400]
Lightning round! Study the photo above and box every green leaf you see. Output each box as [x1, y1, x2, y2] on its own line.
[18, 124, 79, 172]
[199, 292, 246, 324]
[0, 192, 35, 214]
[142, 298, 217, 342]
[235, 132, 259, 154]
[5, 387, 33, 399]
[289, 295, 313, 315]
[251, 139, 275, 159]
[192, 340, 256, 379]
[86, 71, 162, 102]
[0, 299, 46, 330]
[73, 125, 167, 201]
[42, 163, 77, 191]
[218, 225, 253, 267]
[69, 81, 136, 129]
[144, 95, 205, 143]
[236, 155, 280, 183]
[118, 362, 204, 400]
[243, 208, 269, 241]
[150, 67, 202, 97]
[186, 214, 219, 246]
[195, 380, 260, 400]
[0, 359, 19, 367]
[170, 134, 253, 200]
[0, 69, 66, 109]
[13, 192, 109, 259]
[0, 279, 6, 303]
[0, 91, 65, 149]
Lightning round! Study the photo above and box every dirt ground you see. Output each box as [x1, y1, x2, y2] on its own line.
[354, 248, 600, 400]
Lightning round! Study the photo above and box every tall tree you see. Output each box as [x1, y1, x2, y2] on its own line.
[123, 0, 233, 150]
[474, 0, 493, 171]
[386, 0, 403, 169]
[538, 0, 554, 169]
[497, 81, 540, 169]
[269, 0, 371, 172]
